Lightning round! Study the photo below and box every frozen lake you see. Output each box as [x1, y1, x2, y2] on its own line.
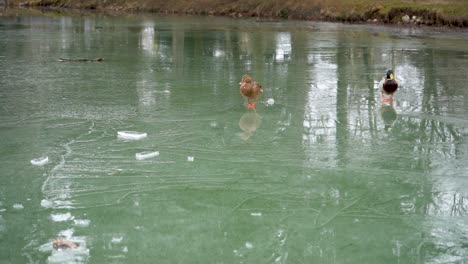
[1, 12, 468, 263]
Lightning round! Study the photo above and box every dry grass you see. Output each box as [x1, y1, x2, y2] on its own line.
[5, 0, 468, 27]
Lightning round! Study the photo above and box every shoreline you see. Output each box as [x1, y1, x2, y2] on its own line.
[2, 1, 468, 28]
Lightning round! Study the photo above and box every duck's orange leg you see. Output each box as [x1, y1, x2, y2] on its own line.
[381, 93, 393, 104]
[246, 99, 257, 112]
[246, 98, 252, 108]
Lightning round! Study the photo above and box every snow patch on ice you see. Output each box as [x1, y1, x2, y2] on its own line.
[117, 131, 147, 140]
[31, 156, 49, 166]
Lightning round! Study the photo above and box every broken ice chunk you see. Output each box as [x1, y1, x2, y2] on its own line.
[135, 151, 159, 160]
[117, 131, 147, 140]
[50, 212, 74, 222]
[12, 204, 24, 210]
[266, 98, 275, 106]
[245, 242, 253, 249]
[73, 219, 90, 227]
[31, 156, 49, 166]
[41, 199, 53, 208]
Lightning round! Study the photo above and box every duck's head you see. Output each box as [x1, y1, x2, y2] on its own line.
[386, 69, 395, 80]
[240, 74, 252, 84]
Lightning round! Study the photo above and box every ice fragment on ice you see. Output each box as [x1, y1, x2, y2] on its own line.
[58, 229, 74, 239]
[73, 219, 90, 227]
[135, 151, 159, 160]
[111, 236, 124, 243]
[245, 242, 253, 249]
[266, 98, 275, 106]
[31, 156, 49, 166]
[117, 131, 147, 140]
[12, 204, 24, 209]
[50, 212, 74, 222]
[41, 199, 53, 208]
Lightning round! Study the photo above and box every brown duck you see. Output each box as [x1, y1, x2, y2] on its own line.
[239, 74, 263, 111]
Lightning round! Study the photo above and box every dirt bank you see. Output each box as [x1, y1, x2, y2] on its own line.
[4, 0, 468, 27]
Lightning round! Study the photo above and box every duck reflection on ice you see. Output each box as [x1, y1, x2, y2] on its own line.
[239, 112, 262, 141]
[380, 103, 397, 132]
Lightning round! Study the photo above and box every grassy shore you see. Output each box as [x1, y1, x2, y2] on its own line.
[4, 0, 468, 27]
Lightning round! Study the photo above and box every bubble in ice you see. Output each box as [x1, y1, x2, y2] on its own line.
[250, 212, 262, 217]
[117, 131, 147, 140]
[245, 242, 253, 249]
[187, 156, 194, 162]
[31, 156, 49, 166]
[50, 212, 74, 222]
[12, 204, 24, 210]
[266, 98, 275, 106]
[122, 246, 128, 253]
[135, 151, 159, 160]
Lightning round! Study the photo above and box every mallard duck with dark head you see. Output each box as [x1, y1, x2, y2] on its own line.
[239, 74, 263, 111]
[379, 69, 398, 103]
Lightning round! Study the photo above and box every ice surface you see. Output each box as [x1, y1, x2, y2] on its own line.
[117, 131, 147, 140]
[50, 212, 74, 222]
[12, 204, 24, 209]
[135, 151, 159, 160]
[31, 156, 49, 166]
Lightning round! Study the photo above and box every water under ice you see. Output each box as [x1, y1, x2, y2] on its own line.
[30, 156, 49, 166]
[135, 151, 160, 160]
[117, 131, 147, 140]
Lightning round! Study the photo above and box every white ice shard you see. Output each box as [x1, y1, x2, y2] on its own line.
[31, 156, 49, 166]
[266, 98, 275, 106]
[50, 212, 74, 222]
[58, 229, 74, 239]
[12, 204, 24, 210]
[73, 219, 90, 227]
[117, 131, 147, 140]
[135, 151, 159, 160]
[111, 236, 124, 243]
[41, 199, 53, 208]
